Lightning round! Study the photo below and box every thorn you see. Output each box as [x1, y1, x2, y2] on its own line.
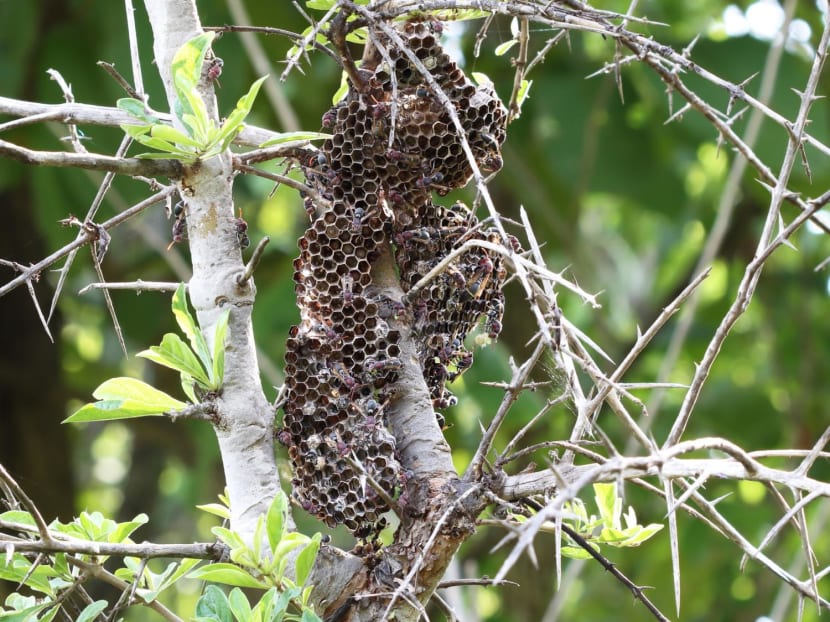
[726, 72, 757, 117]
[664, 102, 691, 125]
[754, 178, 775, 195]
[681, 34, 700, 58]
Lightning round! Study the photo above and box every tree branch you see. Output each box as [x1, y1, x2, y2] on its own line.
[0, 138, 183, 177]
[0, 186, 176, 299]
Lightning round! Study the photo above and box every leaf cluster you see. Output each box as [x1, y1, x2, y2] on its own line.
[193, 492, 322, 622]
[0, 510, 174, 622]
[65, 284, 228, 423]
[118, 33, 266, 163]
[523, 483, 663, 560]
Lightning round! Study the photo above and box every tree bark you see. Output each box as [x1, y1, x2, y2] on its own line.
[143, 0, 280, 539]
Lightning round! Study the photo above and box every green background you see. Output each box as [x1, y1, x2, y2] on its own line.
[1, 1, 829, 620]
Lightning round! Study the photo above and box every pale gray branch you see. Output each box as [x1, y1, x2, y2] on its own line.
[0, 137, 183, 177]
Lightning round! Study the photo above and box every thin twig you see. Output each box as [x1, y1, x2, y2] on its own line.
[68, 557, 183, 622]
[237, 236, 271, 286]
[0, 186, 176, 299]
[0, 464, 53, 543]
[97, 62, 141, 98]
[464, 340, 546, 481]
[123, 0, 145, 98]
[79, 280, 183, 295]
[525, 497, 670, 622]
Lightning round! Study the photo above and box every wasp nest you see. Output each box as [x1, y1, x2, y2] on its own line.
[280, 20, 515, 538]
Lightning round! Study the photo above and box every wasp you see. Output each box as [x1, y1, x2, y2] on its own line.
[374, 295, 407, 320]
[485, 296, 505, 339]
[341, 273, 355, 305]
[364, 357, 403, 381]
[276, 428, 293, 447]
[369, 96, 390, 138]
[206, 57, 223, 86]
[434, 392, 458, 409]
[329, 361, 358, 392]
[321, 108, 337, 129]
[167, 201, 187, 250]
[386, 148, 420, 165]
[416, 171, 449, 194]
[387, 188, 405, 206]
[234, 209, 250, 250]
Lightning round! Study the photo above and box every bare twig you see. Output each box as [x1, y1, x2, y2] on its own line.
[79, 280, 183, 295]
[0, 464, 53, 543]
[97, 62, 141, 98]
[0, 186, 176, 299]
[237, 236, 271, 287]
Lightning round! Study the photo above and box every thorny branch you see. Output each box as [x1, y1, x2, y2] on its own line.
[3, 0, 830, 619]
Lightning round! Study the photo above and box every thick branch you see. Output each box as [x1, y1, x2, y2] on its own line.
[0, 137, 183, 177]
[0, 95, 292, 148]
[0, 536, 222, 560]
[498, 449, 830, 501]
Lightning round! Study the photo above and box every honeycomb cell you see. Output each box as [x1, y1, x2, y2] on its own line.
[283, 18, 511, 539]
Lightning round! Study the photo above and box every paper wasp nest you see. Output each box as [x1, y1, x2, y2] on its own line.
[280, 21, 514, 538]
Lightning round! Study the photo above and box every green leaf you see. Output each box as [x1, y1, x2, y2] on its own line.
[131, 133, 183, 153]
[428, 8, 490, 21]
[228, 588, 252, 622]
[0, 602, 49, 622]
[266, 493, 287, 555]
[0, 511, 34, 527]
[594, 483, 620, 529]
[189, 563, 268, 589]
[78, 511, 108, 540]
[181, 374, 199, 403]
[150, 124, 204, 148]
[171, 284, 213, 374]
[196, 585, 232, 622]
[210, 308, 230, 388]
[76, 600, 108, 622]
[294, 533, 321, 587]
[94, 377, 186, 410]
[160, 558, 201, 589]
[134, 151, 198, 162]
[212, 527, 247, 552]
[175, 74, 211, 142]
[301, 608, 323, 622]
[561, 545, 595, 560]
[471, 72, 493, 86]
[171, 32, 215, 92]
[607, 523, 664, 547]
[121, 123, 152, 138]
[64, 378, 187, 423]
[109, 514, 148, 543]
[331, 71, 349, 105]
[117, 98, 159, 123]
[0, 557, 49, 594]
[273, 587, 302, 616]
[516, 79, 533, 109]
[138, 333, 211, 388]
[136, 558, 202, 603]
[345, 27, 368, 45]
[197, 503, 231, 520]
[211, 75, 268, 152]
[259, 131, 331, 148]
[273, 533, 310, 564]
[495, 40, 518, 56]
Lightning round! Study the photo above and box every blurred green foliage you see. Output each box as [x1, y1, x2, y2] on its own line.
[2, 1, 830, 620]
